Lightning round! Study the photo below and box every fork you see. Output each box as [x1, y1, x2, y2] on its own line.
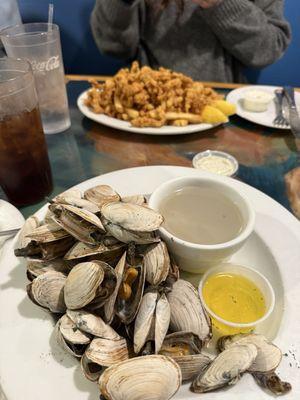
[273, 89, 289, 128]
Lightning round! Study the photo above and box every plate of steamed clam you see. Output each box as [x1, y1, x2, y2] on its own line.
[0, 165, 300, 400]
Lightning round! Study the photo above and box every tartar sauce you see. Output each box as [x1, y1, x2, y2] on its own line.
[194, 155, 236, 176]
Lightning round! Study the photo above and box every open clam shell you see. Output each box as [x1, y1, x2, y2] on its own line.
[87, 263, 117, 312]
[160, 331, 203, 356]
[26, 259, 71, 281]
[218, 333, 282, 373]
[16, 215, 39, 249]
[98, 355, 182, 400]
[104, 252, 126, 324]
[85, 337, 129, 367]
[116, 257, 145, 324]
[64, 261, 105, 310]
[253, 371, 292, 395]
[121, 194, 146, 206]
[134, 291, 158, 354]
[27, 271, 66, 313]
[50, 204, 105, 245]
[64, 240, 125, 263]
[55, 314, 91, 358]
[155, 293, 171, 354]
[101, 201, 163, 233]
[67, 309, 120, 340]
[54, 196, 100, 214]
[167, 279, 212, 343]
[191, 344, 258, 393]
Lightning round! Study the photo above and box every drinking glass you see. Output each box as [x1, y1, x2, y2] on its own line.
[1, 23, 71, 134]
[0, 58, 53, 206]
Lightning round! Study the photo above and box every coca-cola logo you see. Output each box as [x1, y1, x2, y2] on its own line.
[31, 56, 60, 72]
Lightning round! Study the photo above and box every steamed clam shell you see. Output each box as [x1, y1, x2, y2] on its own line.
[16, 215, 39, 249]
[64, 240, 125, 263]
[50, 204, 105, 245]
[101, 201, 163, 232]
[174, 354, 212, 381]
[99, 355, 182, 400]
[167, 279, 212, 343]
[143, 241, 170, 285]
[27, 271, 66, 313]
[67, 309, 120, 340]
[55, 314, 91, 357]
[53, 195, 100, 214]
[160, 331, 203, 357]
[84, 185, 120, 207]
[218, 333, 282, 373]
[253, 371, 292, 395]
[121, 194, 146, 206]
[191, 344, 258, 393]
[26, 258, 71, 281]
[64, 261, 105, 310]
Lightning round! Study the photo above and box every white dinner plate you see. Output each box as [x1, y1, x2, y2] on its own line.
[77, 90, 220, 135]
[0, 200, 24, 258]
[227, 85, 300, 129]
[1, 166, 300, 400]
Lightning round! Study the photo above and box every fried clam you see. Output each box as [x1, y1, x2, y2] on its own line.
[167, 279, 212, 343]
[134, 291, 170, 354]
[14, 223, 75, 261]
[218, 333, 282, 373]
[64, 261, 116, 310]
[55, 314, 91, 357]
[143, 241, 170, 285]
[101, 201, 163, 233]
[81, 337, 129, 382]
[99, 355, 182, 400]
[16, 215, 39, 249]
[27, 271, 66, 313]
[218, 333, 291, 395]
[84, 185, 120, 207]
[67, 309, 120, 340]
[50, 204, 106, 245]
[64, 240, 125, 264]
[26, 259, 71, 281]
[191, 344, 258, 393]
[115, 255, 146, 324]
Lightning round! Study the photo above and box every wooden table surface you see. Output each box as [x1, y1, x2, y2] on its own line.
[18, 76, 300, 220]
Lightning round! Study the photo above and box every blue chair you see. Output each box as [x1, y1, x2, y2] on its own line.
[18, 0, 299, 86]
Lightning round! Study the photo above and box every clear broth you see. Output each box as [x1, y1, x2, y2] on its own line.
[159, 186, 244, 245]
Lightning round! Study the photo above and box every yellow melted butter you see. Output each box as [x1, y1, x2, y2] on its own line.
[203, 273, 266, 330]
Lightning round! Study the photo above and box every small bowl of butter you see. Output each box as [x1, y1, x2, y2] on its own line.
[192, 150, 239, 178]
[199, 263, 275, 336]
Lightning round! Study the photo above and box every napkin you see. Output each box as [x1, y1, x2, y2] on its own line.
[0, 200, 24, 257]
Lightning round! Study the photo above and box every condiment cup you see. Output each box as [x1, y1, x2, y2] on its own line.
[198, 263, 275, 335]
[148, 176, 255, 273]
[192, 150, 239, 178]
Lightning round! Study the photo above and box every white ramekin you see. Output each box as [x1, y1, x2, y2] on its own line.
[149, 176, 255, 273]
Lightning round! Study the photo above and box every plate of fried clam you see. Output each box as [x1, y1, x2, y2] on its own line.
[77, 62, 236, 135]
[0, 165, 300, 400]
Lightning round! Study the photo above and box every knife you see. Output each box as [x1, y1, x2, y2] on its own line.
[283, 86, 300, 139]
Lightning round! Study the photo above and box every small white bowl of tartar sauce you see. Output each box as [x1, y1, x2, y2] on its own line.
[192, 150, 239, 177]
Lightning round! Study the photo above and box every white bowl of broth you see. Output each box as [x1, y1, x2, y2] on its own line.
[149, 176, 255, 273]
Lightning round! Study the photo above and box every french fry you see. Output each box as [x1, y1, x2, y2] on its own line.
[165, 112, 202, 124]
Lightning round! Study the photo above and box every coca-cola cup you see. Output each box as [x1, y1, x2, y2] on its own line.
[0, 58, 53, 206]
[1, 23, 71, 134]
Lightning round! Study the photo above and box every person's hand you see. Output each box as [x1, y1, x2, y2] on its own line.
[192, 0, 223, 9]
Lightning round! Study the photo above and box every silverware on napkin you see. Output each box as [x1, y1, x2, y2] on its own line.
[283, 86, 300, 138]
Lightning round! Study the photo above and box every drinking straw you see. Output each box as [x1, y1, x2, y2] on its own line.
[48, 3, 54, 31]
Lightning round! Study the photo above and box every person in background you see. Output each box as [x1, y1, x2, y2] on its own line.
[90, 0, 291, 83]
[0, 0, 22, 57]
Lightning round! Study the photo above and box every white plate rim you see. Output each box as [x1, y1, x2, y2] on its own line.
[77, 90, 221, 136]
[1, 166, 300, 400]
[227, 85, 300, 130]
